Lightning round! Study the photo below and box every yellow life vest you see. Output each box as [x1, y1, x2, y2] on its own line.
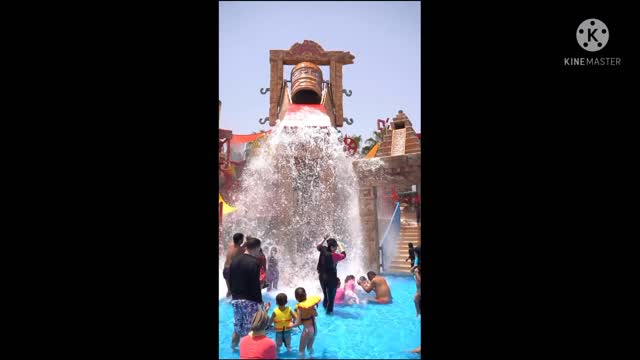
[273, 306, 292, 331]
[297, 295, 321, 309]
[295, 295, 321, 321]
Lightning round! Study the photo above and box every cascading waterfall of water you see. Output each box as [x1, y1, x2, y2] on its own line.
[220, 107, 369, 299]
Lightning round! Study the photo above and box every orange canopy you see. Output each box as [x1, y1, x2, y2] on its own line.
[230, 131, 271, 144]
[365, 143, 380, 158]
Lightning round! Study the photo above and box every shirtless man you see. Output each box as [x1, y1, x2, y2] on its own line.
[358, 271, 393, 304]
[223, 233, 246, 298]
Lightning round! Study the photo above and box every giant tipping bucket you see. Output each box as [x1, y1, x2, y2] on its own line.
[291, 61, 323, 104]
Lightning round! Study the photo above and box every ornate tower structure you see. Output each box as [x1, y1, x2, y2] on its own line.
[267, 40, 355, 127]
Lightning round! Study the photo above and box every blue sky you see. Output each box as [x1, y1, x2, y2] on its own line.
[220, 1, 421, 140]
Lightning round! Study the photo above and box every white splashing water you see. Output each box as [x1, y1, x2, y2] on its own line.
[220, 107, 371, 299]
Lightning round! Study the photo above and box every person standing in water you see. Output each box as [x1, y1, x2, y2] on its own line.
[343, 275, 360, 304]
[358, 271, 393, 304]
[258, 248, 267, 289]
[316, 237, 346, 315]
[410, 245, 421, 272]
[229, 237, 268, 350]
[291, 287, 320, 357]
[223, 233, 245, 298]
[334, 277, 345, 305]
[266, 247, 279, 291]
[412, 264, 421, 316]
[268, 293, 296, 352]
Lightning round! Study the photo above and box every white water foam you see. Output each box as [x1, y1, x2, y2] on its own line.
[220, 107, 372, 299]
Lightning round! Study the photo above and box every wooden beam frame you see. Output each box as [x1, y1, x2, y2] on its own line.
[269, 40, 354, 127]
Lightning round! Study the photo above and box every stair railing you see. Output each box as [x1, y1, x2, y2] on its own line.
[379, 201, 401, 274]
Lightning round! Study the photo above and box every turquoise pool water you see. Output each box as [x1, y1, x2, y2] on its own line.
[218, 275, 421, 359]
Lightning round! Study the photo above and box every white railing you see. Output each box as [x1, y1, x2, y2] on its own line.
[379, 202, 400, 273]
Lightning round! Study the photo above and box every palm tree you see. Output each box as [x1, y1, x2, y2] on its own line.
[352, 135, 362, 152]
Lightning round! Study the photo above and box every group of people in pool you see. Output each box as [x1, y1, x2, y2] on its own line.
[222, 233, 279, 298]
[223, 232, 421, 359]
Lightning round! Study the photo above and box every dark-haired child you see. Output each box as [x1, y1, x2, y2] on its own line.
[344, 275, 360, 304]
[405, 242, 416, 266]
[268, 293, 296, 352]
[266, 247, 279, 291]
[258, 248, 267, 289]
[291, 287, 319, 357]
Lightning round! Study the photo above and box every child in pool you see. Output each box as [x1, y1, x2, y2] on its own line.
[268, 293, 296, 352]
[344, 275, 360, 304]
[412, 264, 421, 317]
[291, 287, 318, 357]
[266, 247, 279, 291]
[258, 248, 267, 289]
[334, 277, 345, 305]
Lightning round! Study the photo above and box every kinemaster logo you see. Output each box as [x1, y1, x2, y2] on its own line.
[564, 18, 622, 66]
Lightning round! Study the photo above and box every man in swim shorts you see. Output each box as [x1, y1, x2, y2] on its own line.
[358, 271, 393, 304]
[229, 236, 269, 350]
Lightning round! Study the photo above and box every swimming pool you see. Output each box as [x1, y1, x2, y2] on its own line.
[218, 275, 421, 359]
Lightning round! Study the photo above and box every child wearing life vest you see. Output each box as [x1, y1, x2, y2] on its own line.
[291, 287, 320, 357]
[268, 293, 296, 352]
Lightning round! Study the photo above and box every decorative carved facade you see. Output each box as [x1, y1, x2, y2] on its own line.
[376, 111, 421, 157]
[352, 110, 422, 270]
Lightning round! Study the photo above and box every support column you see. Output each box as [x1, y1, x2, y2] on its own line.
[330, 61, 344, 127]
[269, 53, 283, 126]
[358, 186, 379, 271]
[278, 147, 294, 229]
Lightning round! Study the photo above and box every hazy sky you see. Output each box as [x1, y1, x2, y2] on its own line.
[219, 1, 420, 140]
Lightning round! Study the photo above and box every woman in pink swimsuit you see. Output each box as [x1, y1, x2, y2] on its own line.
[334, 277, 345, 305]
